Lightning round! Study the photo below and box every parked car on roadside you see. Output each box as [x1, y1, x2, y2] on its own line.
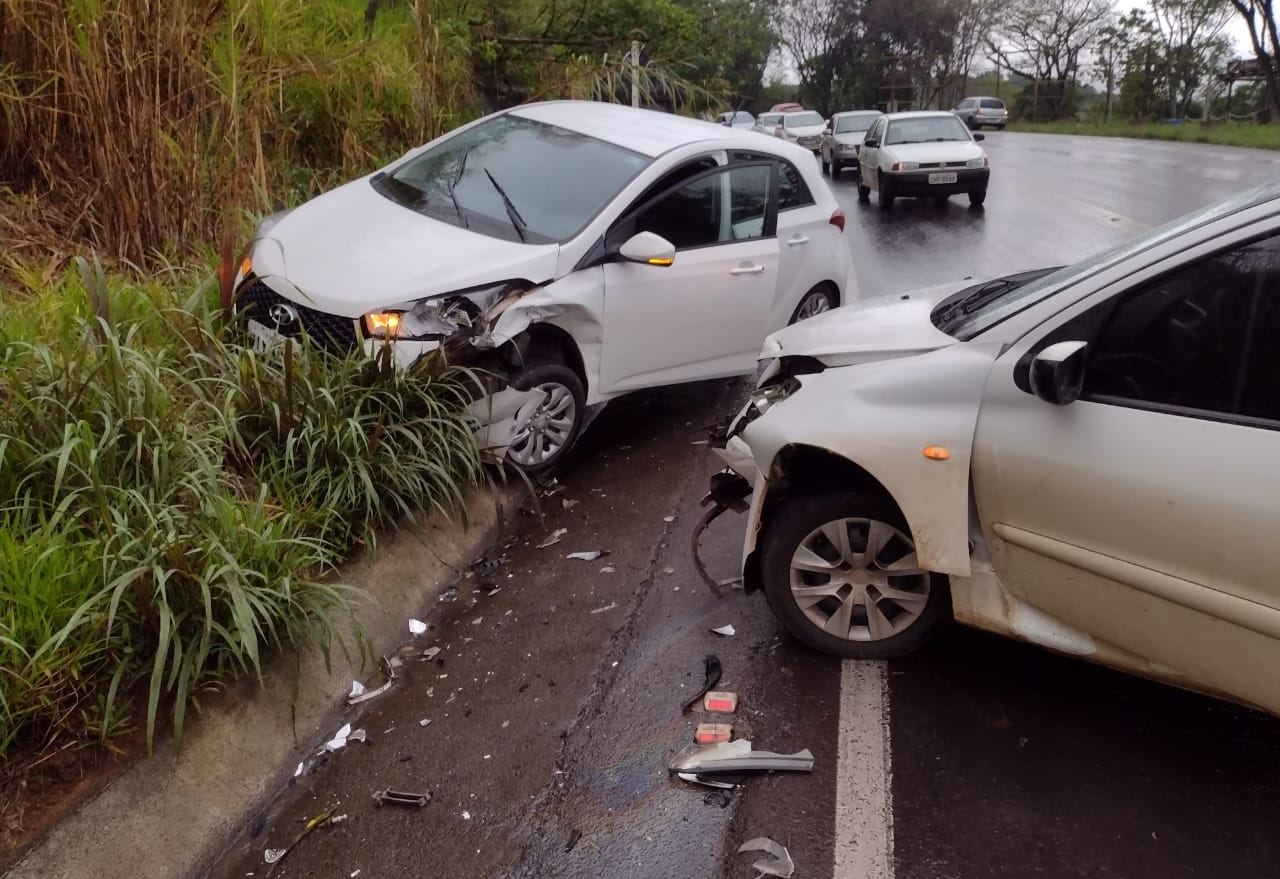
[777, 110, 826, 155]
[953, 96, 1008, 130]
[695, 180, 1280, 718]
[754, 112, 784, 136]
[820, 110, 882, 178]
[234, 101, 855, 473]
[857, 111, 990, 209]
[770, 102, 805, 114]
[717, 110, 755, 129]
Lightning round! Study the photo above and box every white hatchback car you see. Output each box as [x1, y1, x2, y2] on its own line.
[857, 111, 990, 209]
[235, 101, 853, 471]
[697, 182, 1280, 717]
[775, 110, 826, 155]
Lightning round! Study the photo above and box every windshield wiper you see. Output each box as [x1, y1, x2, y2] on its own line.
[483, 168, 528, 243]
[934, 278, 1026, 329]
[447, 148, 470, 228]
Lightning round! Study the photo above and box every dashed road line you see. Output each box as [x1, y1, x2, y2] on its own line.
[834, 659, 894, 879]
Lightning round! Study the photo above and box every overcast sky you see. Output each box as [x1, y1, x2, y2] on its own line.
[1115, 0, 1250, 55]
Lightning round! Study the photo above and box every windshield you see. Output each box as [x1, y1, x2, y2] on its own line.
[836, 114, 877, 133]
[942, 184, 1279, 340]
[733, 112, 753, 123]
[376, 114, 649, 244]
[885, 115, 971, 145]
[980, 98, 1005, 109]
[784, 111, 824, 128]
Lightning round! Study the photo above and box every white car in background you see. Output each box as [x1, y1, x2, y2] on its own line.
[754, 112, 783, 136]
[235, 101, 854, 471]
[777, 110, 826, 155]
[857, 111, 990, 209]
[697, 181, 1280, 717]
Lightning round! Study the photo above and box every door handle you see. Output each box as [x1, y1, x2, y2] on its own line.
[787, 235, 810, 246]
[729, 265, 767, 275]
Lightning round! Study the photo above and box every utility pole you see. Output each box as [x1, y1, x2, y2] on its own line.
[630, 40, 641, 108]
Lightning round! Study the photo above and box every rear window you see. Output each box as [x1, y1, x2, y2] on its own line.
[980, 99, 1005, 109]
[836, 114, 877, 133]
[784, 111, 824, 128]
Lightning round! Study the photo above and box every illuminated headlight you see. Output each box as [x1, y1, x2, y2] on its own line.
[363, 281, 516, 340]
[891, 162, 920, 172]
[967, 157, 989, 168]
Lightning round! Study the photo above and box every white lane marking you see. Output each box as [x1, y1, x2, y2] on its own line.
[834, 659, 894, 879]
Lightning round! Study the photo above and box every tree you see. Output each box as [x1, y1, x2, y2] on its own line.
[1150, 0, 1233, 118]
[774, 0, 865, 112]
[1093, 16, 1131, 121]
[992, 0, 1114, 120]
[933, 0, 1010, 108]
[1227, 0, 1280, 120]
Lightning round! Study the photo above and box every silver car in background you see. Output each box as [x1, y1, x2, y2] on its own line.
[954, 96, 1009, 130]
[777, 110, 826, 155]
[820, 110, 882, 179]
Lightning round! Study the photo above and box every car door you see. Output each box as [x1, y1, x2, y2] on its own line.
[970, 227, 1280, 713]
[772, 160, 838, 328]
[859, 118, 886, 188]
[598, 162, 780, 394]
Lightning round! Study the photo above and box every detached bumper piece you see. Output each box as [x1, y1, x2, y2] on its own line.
[886, 167, 990, 197]
[670, 739, 815, 777]
[690, 471, 753, 597]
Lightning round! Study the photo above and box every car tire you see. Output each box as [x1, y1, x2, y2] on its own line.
[504, 362, 586, 474]
[821, 153, 830, 174]
[969, 189, 987, 207]
[879, 179, 895, 211]
[760, 491, 951, 659]
[857, 181, 871, 201]
[788, 284, 837, 324]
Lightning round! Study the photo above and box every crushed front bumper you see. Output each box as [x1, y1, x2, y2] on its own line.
[691, 408, 761, 596]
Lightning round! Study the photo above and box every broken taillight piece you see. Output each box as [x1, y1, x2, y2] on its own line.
[829, 209, 845, 232]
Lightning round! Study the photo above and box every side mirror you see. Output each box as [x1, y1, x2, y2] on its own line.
[1030, 341, 1088, 405]
[619, 231, 676, 267]
[863, 138, 879, 148]
[973, 133, 986, 142]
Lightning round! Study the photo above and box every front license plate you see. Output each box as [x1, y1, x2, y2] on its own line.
[929, 172, 958, 184]
[246, 319, 285, 352]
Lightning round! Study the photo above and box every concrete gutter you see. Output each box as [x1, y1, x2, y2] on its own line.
[9, 484, 523, 879]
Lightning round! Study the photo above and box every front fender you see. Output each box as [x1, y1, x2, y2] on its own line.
[740, 341, 1002, 577]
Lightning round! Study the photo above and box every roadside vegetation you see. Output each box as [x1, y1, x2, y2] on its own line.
[1010, 119, 1280, 149]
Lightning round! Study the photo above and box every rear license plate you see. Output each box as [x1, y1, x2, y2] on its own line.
[246, 319, 285, 352]
[929, 172, 958, 184]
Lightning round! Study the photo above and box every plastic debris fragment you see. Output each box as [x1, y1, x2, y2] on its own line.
[323, 723, 354, 752]
[695, 723, 733, 744]
[422, 646, 442, 661]
[419, 718, 432, 727]
[349, 681, 366, 698]
[566, 551, 605, 561]
[670, 739, 814, 776]
[264, 849, 287, 864]
[590, 602, 619, 614]
[537, 528, 568, 549]
[711, 624, 736, 637]
[409, 619, 428, 636]
[373, 789, 429, 808]
[704, 691, 738, 713]
[737, 837, 795, 878]
[600, 565, 616, 573]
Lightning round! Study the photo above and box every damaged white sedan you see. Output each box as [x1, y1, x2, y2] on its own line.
[234, 100, 853, 471]
[697, 182, 1280, 717]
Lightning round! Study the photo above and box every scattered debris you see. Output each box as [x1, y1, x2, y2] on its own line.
[600, 565, 616, 573]
[663, 567, 676, 575]
[409, 619, 428, 636]
[562, 498, 580, 510]
[471, 555, 508, 575]
[537, 528, 568, 549]
[710, 624, 737, 637]
[373, 789, 430, 808]
[737, 837, 795, 878]
[422, 646, 442, 661]
[294, 762, 305, 778]
[348, 660, 397, 706]
[695, 723, 733, 745]
[590, 602, 620, 614]
[564, 828, 583, 852]
[704, 789, 733, 808]
[664, 516, 676, 523]
[261, 808, 334, 872]
[323, 723, 354, 752]
[471, 616, 484, 625]
[682, 654, 723, 714]
[419, 718, 432, 727]
[670, 739, 814, 776]
[483, 585, 501, 597]
[346, 729, 368, 745]
[348, 681, 366, 699]
[462, 810, 472, 820]
[676, 772, 742, 790]
[704, 691, 738, 713]
[388, 656, 404, 668]
[328, 814, 349, 825]
[567, 551, 606, 562]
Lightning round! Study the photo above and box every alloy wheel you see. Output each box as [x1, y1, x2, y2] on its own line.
[506, 381, 577, 468]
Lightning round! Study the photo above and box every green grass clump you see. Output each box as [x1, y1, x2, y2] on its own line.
[0, 261, 483, 759]
[1009, 120, 1280, 151]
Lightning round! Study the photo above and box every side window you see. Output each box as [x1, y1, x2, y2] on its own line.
[1080, 233, 1280, 420]
[631, 164, 771, 250]
[778, 162, 814, 211]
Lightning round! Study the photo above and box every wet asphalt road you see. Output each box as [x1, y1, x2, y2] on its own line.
[206, 133, 1280, 879]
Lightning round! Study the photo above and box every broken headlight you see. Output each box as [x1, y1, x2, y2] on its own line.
[729, 376, 801, 439]
[363, 281, 516, 340]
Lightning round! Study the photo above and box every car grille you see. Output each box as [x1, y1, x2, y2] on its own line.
[234, 279, 360, 355]
[917, 161, 965, 169]
[798, 136, 820, 146]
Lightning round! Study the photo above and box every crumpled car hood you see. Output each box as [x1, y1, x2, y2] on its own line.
[760, 280, 971, 367]
[252, 175, 560, 318]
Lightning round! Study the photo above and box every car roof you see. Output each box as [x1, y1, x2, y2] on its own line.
[832, 110, 882, 119]
[884, 110, 966, 121]
[510, 101, 755, 158]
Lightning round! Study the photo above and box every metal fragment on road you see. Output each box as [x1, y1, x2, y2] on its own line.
[737, 837, 795, 878]
[710, 624, 736, 636]
[566, 550, 606, 561]
[537, 528, 568, 549]
[409, 618, 428, 636]
[670, 739, 814, 776]
[372, 789, 430, 808]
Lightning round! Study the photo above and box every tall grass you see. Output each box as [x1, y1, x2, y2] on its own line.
[0, 263, 484, 758]
[1009, 120, 1280, 151]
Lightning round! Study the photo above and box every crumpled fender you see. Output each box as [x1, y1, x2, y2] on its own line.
[740, 341, 1004, 577]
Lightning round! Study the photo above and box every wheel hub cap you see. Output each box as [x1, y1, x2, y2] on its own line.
[507, 381, 577, 467]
